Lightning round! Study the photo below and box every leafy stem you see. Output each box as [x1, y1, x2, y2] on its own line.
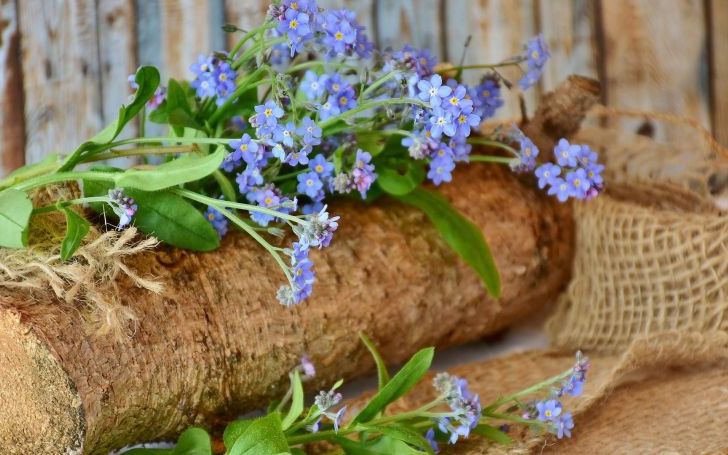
[467, 137, 519, 156]
[14, 171, 117, 192]
[82, 145, 195, 163]
[32, 196, 110, 215]
[318, 97, 430, 129]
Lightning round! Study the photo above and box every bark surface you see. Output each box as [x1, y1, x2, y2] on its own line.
[0, 77, 597, 454]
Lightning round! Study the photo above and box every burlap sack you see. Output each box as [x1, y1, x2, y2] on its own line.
[344, 331, 727, 454]
[544, 110, 728, 353]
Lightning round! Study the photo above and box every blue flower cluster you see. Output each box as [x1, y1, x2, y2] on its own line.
[519, 34, 550, 90]
[271, 0, 373, 59]
[108, 188, 137, 229]
[189, 54, 238, 105]
[309, 387, 347, 433]
[535, 139, 604, 202]
[530, 351, 589, 439]
[204, 205, 229, 238]
[508, 126, 540, 173]
[432, 373, 482, 445]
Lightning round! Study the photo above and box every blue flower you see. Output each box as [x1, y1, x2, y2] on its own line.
[204, 205, 229, 238]
[394, 44, 436, 78]
[297, 116, 321, 140]
[470, 77, 504, 119]
[432, 373, 481, 445]
[566, 168, 591, 199]
[318, 96, 341, 120]
[536, 399, 562, 422]
[510, 134, 539, 173]
[302, 200, 325, 215]
[335, 87, 357, 111]
[417, 74, 452, 107]
[554, 412, 574, 439]
[278, 8, 314, 55]
[425, 428, 439, 453]
[309, 154, 334, 177]
[453, 105, 481, 137]
[443, 84, 472, 114]
[429, 108, 456, 138]
[518, 68, 543, 90]
[554, 138, 580, 167]
[321, 9, 357, 56]
[535, 163, 561, 189]
[249, 187, 283, 227]
[285, 147, 310, 166]
[428, 155, 455, 186]
[108, 188, 137, 229]
[300, 355, 316, 377]
[352, 149, 377, 198]
[230, 133, 260, 164]
[297, 171, 324, 198]
[274, 121, 297, 147]
[518, 35, 549, 90]
[189, 54, 237, 104]
[301, 71, 328, 100]
[252, 101, 285, 129]
[294, 205, 339, 248]
[236, 165, 264, 194]
[448, 135, 472, 162]
[547, 177, 572, 202]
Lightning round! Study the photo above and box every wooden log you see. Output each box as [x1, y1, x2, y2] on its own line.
[0, 0, 25, 177]
[0, 77, 598, 454]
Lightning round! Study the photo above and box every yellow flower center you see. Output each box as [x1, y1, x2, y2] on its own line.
[264, 197, 273, 205]
[219, 73, 227, 81]
[482, 90, 490, 97]
[532, 50, 540, 59]
[458, 115, 467, 124]
[315, 164, 324, 173]
[207, 213, 215, 221]
[335, 31, 344, 41]
[524, 147, 532, 157]
[264, 108, 273, 117]
[573, 178, 581, 187]
[291, 2, 299, 9]
[339, 96, 348, 105]
[241, 144, 248, 151]
[545, 410, 552, 417]
[449, 97, 459, 105]
[290, 19, 298, 29]
[332, 83, 340, 92]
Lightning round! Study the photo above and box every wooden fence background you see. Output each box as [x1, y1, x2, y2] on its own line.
[0, 0, 726, 176]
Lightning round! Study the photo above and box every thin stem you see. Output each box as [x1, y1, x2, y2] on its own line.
[213, 170, 238, 203]
[209, 66, 273, 124]
[357, 128, 414, 139]
[484, 412, 546, 427]
[467, 137, 519, 157]
[318, 98, 429, 129]
[468, 155, 513, 165]
[442, 58, 526, 73]
[32, 196, 109, 215]
[82, 145, 195, 163]
[284, 61, 359, 74]
[272, 168, 306, 182]
[485, 369, 572, 411]
[110, 137, 234, 147]
[172, 188, 305, 225]
[361, 70, 400, 99]
[230, 22, 275, 58]
[15, 171, 117, 192]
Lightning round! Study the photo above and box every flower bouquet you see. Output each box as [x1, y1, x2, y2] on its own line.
[0, 1, 605, 454]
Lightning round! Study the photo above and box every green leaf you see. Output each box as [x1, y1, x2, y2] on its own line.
[395, 188, 501, 298]
[122, 427, 210, 455]
[376, 162, 425, 196]
[352, 347, 434, 424]
[223, 420, 254, 450]
[150, 79, 201, 131]
[125, 189, 220, 251]
[0, 153, 59, 189]
[336, 435, 426, 454]
[58, 67, 160, 172]
[60, 208, 90, 260]
[359, 332, 390, 390]
[281, 370, 304, 430]
[0, 189, 33, 248]
[83, 175, 220, 252]
[356, 424, 434, 454]
[114, 147, 225, 191]
[472, 424, 513, 444]
[228, 413, 290, 455]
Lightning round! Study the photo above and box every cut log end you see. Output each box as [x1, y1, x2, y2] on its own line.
[0, 310, 84, 454]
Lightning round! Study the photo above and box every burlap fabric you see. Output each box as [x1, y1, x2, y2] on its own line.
[544, 111, 727, 353]
[342, 331, 727, 454]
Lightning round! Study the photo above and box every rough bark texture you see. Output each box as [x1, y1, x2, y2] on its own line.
[0, 77, 598, 454]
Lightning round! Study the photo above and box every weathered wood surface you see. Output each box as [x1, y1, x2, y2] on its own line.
[1, 0, 726, 177]
[0, 0, 24, 175]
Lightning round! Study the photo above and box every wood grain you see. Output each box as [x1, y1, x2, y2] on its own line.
[376, 0, 444, 59]
[160, 0, 219, 80]
[223, 0, 268, 49]
[601, 0, 711, 142]
[710, 0, 728, 146]
[18, 0, 103, 165]
[445, 0, 538, 120]
[0, 0, 25, 176]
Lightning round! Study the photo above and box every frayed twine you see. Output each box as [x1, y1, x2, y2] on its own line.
[0, 203, 163, 337]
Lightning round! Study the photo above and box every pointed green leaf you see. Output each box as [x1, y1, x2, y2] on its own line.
[473, 424, 512, 444]
[359, 332, 390, 390]
[228, 413, 290, 455]
[376, 163, 425, 196]
[356, 424, 434, 454]
[281, 370, 304, 430]
[114, 147, 225, 191]
[395, 188, 501, 298]
[60, 208, 90, 260]
[0, 189, 33, 248]
[352, 347, 434, 424]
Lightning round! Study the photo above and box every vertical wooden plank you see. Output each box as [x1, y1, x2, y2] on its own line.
[709, 0, 728, 146]
[376, 0, 443, 59]
[160, 0, 214, 79]
[600, 0, 711, 142]
[97, 0, 137, 126]
[445, 0, 538, 120]
[223, 0, 268, 50]
[0, 0, 25, 176]
[18, 0, 103, 165]
[537, 0, 598, 91]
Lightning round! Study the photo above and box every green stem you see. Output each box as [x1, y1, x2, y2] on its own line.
[284, 61, 359, 74]
[361, 71, 401, 99]
[82, 145, 195, 163]
[230, 22, 275, 58]
[110, 137, 233, 147]
[209, 66, 273, 124]
[32, 196, 109, 215]
[139, 105, 146, 138]
[467, 137, 519, 157]
[15, 171, 117, 192]
[485, 369, 572, 412]
[272, 168, 306, 182]
[213, 170, 238, 202]
[318, 98, 429, 129]
[483, 412, 547, 427]
[468, 155, 514, 165]
[443, 59, 525, 73]
[357, 128, 414, 139]
[171, 189, 304, 225]
[233, 36, 287, 69]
